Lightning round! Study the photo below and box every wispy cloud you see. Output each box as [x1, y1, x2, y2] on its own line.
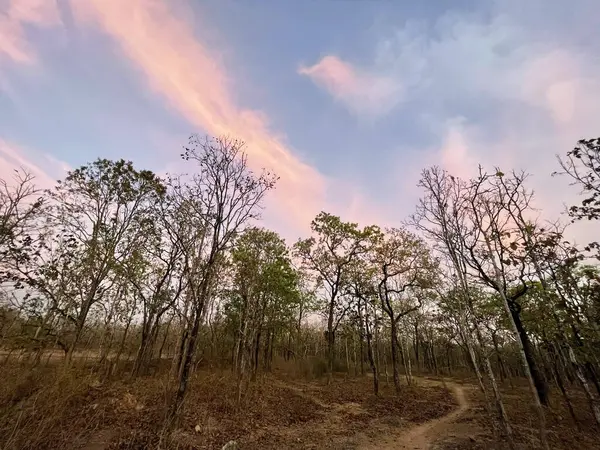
[72, 0, 332, 236]
[0, 139, 68, 188]
[0, 0, 61, 65]
[299, 55, 402, 118]
[339, 4, 600, 244]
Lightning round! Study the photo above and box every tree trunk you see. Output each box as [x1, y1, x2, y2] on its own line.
[569, 345, 600, 425]
[252, 330, 261, 381]
[491, 333, 507, 382]
[390, 320, 401, 393]
[401, 331, 413, 386]
[484, 355, 515, 448]
[359, 334, 365, 376]
[133, 315, 160, 377]
[382, 341, 389, 383]
[499, 293, 549, 450]
[509, 303, 549, 406]
[414, 322, 420, 373]
[345, 336, 350, 376]
[430, 342, 438, 376]
[157, 317, 172, 362]
[166, 307, 201, 429]
[326, 295, 336, 384]
[65, 305, 91, 367]
[366, 330, 379, 395]
[549, 343, 578, 428]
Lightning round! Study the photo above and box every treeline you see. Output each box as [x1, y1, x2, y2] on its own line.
[1, 135, 599, 447]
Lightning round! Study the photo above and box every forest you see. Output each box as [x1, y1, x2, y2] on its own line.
[0, 134, 599, 450]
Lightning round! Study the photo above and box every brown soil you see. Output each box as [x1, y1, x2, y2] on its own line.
[434, 377, 600, 450]
[357, 377, 479, 450]
[8, 365, 594, 450]
[0, 366, 458, 450]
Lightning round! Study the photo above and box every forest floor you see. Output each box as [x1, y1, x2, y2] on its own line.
[432, 374, 600, 450]
[0, 362, 458, 450]
[1, 362, 599, 449]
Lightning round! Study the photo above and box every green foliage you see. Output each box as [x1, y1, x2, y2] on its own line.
[224, 227, 300, 331]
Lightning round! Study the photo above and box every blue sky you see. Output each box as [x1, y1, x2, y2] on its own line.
[1, 0, 598, 242]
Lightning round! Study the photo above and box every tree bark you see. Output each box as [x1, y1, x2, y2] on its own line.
[390, 320, 401, 393]
[509, 302, 549, 406]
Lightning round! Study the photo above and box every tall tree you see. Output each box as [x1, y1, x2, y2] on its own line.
[372, 227, 436, 392]
[9, 160, 164, 365]
[294, 212, 377, 383]
[226, 227, 300, 398]
[459, 168, 549, 448]
[164, 135, 277, 427]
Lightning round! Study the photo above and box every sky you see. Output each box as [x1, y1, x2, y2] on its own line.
[1, 0, 599, 244]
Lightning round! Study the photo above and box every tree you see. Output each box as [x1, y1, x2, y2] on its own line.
[555, 137, 600, 222]
[0, 169, 45, 274]
[225, 227, 300, 400]
[347, 257, 382, 394]
[121, 203, 186, 377]
[8, 160, 164, 365]
[163, 135, 277, 427]
[371, 227, 436, 392]
[458, 168, 549, 448]
[294, 212, 378, 383]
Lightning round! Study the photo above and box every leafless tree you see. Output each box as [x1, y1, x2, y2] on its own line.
[162, 135, 277, 428]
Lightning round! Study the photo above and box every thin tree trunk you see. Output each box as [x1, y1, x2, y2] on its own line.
[352, 333, 358, 376]
[252, 330, 261, 381]
[569, 345, 600, 425]
[366, 330, 379, 396]
[550, 347, 578, 428]
[390, 320, 401, 393]
[157, 317, 172, 362]
[345, 336, 350, 376]
[484, 355, 515, 448]
[401, 331, 413, 386]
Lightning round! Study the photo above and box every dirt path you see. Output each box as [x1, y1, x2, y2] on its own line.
[359, 378, 473, 450]
[82, 376, 475, 450]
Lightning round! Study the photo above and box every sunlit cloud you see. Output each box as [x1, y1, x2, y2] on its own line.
[299, 55, 403, 118]
[72, 0, 331, 236]
[0, 0, 61, 65]
[0, 139, 68, 188]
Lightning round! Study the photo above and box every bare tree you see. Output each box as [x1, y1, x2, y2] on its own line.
[555, 137, 600, 222]
[0, 169, 45, 271]
[163, 135, 277, 428]
[414, 167, 514, 445]
[458, 168, 549, 449]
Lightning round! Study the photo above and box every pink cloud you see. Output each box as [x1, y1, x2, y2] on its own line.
[0, 139, 62, 189]
[438, 124, 477, 181]
[299, 55, 402, 117]
[72, 0, 330, 236]
[0, 0, 61, 65]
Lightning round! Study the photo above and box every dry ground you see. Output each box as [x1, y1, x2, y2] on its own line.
[3, 361, 597, 450]
[433, 376, 600, 450]
[0, 363, 457, 450]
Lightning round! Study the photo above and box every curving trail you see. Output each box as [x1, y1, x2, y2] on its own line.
[360, 378, 471, 450]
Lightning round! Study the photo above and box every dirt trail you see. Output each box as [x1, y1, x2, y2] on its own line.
[359, 378, 472, 450]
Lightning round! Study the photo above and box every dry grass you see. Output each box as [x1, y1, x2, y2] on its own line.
[0, 363, 456, 450]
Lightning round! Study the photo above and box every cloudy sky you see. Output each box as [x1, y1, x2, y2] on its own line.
[1, 0, 598, 242]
